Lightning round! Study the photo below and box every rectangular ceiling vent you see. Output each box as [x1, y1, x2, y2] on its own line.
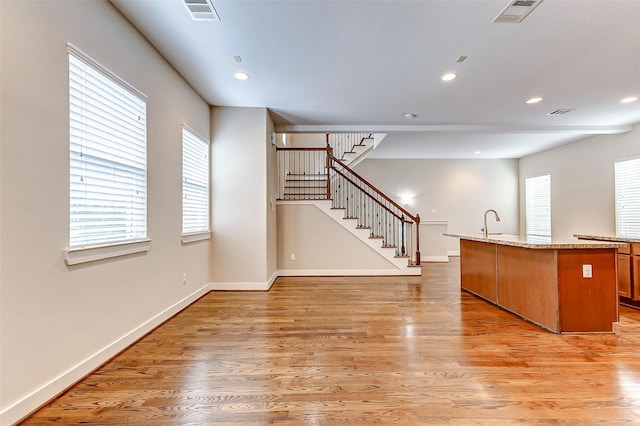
[183, 0, 220, 21]
[546, 108, 575, 115]
[493, 0, 543, 23]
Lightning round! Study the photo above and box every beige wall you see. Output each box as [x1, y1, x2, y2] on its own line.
[266, 118, 278, 280]
[519, 123, 640, 240]
[354, 159, 520, 255]
[210, 107, 277, 288]
[0, 1, 211, 423]
[287, 133, 325, 147]
[277, 203, 397, 271]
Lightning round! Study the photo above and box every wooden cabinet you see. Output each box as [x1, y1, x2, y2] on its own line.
[618, 253, 632, 298]
[633, 246, 640, 301]
[618, 243, 640, 303]
[460, 239, 498, 303]
[574, 236, 640, 307]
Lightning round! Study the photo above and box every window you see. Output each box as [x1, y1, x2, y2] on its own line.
[615, 157, 640, 238]
[525, 174, 551, 238]
[182, 127, 210, 237]
[68, 45, 147, 248]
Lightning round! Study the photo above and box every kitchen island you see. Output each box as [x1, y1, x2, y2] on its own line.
[445, 233, 625, 333]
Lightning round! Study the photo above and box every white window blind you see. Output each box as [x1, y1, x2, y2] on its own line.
[615, 157, 640, 238]
[525, 174, 551, 238]
[69, 46, 147, 247]
[182, 127, 210, 234]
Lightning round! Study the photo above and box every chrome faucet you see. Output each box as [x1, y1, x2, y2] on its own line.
[482, 209, 501, 238]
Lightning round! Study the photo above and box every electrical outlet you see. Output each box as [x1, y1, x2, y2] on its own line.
[182, 273, 188, 285]
[582, 264, 592, 278]
[290, 253, 296, 261]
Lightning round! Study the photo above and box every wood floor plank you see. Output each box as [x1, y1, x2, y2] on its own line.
[18, 259, 640, 424]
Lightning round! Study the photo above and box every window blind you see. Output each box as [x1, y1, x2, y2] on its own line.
[525, 174, 551, 238]
[615, 157, 640, 238]
[182, 127, 210, 234]
[69, 46, 147, 247]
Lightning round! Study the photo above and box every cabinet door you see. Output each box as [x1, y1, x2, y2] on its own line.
[618, 253, 631, 298]
[633, 255, 640, 301]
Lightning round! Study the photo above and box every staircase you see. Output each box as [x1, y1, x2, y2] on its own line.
[277, 134, 421, 275]
[329, 133, 375, 167]
[282, 172, 328, 199]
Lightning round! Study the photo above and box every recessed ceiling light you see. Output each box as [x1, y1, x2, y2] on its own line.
[404, 113, 417, 119]
[234, 72, 250, 81]
[621, 96, 638, 104]
[441, 72, 457, 82]
[474, 151, 481, 155]
[526, 97, 543, 104]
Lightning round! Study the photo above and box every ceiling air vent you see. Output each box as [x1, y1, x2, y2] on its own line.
[183, 0, 220, 21]
[546, 108, 575, 115]
[493, 0, 543, 23]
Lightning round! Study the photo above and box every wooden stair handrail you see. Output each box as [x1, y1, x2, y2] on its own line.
[330, 167, 405, 221]
[278, 144, 418, 224]
[326, 133, 421, 265]
[277, 141, 421, 265]
[329, 154, 420, 225]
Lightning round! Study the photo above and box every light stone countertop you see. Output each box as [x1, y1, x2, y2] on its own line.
[443, 233, 627, 249]
[574, 234, 640, 244]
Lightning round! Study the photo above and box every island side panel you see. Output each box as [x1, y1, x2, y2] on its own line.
[460, 239, 498, 303]
[557, 249, 618, 333]
[496, 246, 560, 332]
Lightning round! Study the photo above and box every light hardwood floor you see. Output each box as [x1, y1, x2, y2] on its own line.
[20, 259, 640, 424]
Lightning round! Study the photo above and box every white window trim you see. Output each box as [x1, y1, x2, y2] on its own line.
[182, 124, 210, 238]
[68, 43, 147, 101]
[525, 173, 552, 238]
[66, 43, 149, 264]
[181, 231, 212, 244]
[615, 155, 640, 238]
[64, 239, 151, 266]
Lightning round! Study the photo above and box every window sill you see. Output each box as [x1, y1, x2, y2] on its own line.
[181, 231, 211, 244]
[64, 239, 152, 266]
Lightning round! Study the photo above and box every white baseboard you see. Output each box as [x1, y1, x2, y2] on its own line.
[210, 271, 281, 291]
[448, 250, 460, 257]
[423, 256, 450, 262]
[278, 268, 421, 276]
[0, 283, 211, 426]
[210, 282, 271, 291]
[267, 271, 278, 289]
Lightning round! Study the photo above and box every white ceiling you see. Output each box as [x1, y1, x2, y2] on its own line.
[110, 0, 640, 159]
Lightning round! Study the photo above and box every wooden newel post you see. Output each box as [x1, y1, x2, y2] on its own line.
[415, 214, 421, 266]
